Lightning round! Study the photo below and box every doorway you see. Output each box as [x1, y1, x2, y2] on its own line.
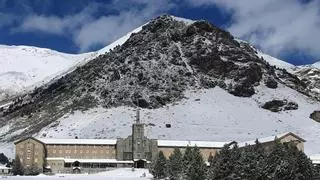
[135, 160, 145, 168]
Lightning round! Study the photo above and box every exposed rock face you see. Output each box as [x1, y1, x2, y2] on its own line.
[264, 77, 278, 89]
[294, 67, 320, 101]
[310, 111, 320, 122]
[0, 15, 309, 140]
[262, 100, 298, 112]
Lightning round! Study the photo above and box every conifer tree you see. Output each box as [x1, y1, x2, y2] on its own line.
[12, 155, 24, 175]
[168, 148, 183, 180]
[185, 146, 206, 180]
[152, 151, 167, 179]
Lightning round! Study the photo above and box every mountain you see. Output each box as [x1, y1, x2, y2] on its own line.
[0, 15, 320, 157]
[251, 48, 320, 101]
[0, 25, 143, 105]
[0, 45, 91, 102]
[312, 61, 320, 69]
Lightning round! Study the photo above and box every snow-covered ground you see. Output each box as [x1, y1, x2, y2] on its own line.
[256, 50, 296, 73]
[313, 61, 320, 69]
[1, 168, 152, 179]
[34, 84, 320, 156]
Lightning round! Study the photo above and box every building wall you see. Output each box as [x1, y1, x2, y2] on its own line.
[46, 159, 64, 173]
[279, 134, 304, 151]
[15, 138, 45, 171]
[46, 144, 116, 159]
[116, 124, 158, 163]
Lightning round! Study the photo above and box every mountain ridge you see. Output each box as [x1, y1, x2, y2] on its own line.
[0, 15, 319, 158]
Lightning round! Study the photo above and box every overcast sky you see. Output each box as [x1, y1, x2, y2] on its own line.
[0, 0, 319, 65]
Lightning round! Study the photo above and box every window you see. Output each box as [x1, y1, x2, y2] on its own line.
[123, 152, 132, 160]
[53, 150, 56, 153]
[34, 158, 38, 163]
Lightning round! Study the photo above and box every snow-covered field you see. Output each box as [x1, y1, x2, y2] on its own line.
[34, 84, 320, 156]
[2, 168, 152, 179]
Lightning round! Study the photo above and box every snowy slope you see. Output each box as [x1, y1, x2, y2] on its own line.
[312, 61, 320, 69]
[256, 50, 296, 73]
[0, 25, 145, 102]
[34, 84, 320, 156]
[0, 45, 92, 101]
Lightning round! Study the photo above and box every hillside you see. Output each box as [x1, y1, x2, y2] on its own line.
[0, 15, 319, 157]
[0, 45, 93, 102]
[0, 25, 144, 104]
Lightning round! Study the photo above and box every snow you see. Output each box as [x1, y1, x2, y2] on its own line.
[0, 165, 10, 170]
[36, 84, 320, 156]
[0, 23, 145, 103]
[171, 16, 195, 25]
[37, 138, 116, 145]
[95, 25, 144, 55]
[0, 168, 152, 179]
[310, 154, 320, 164]
[157, 140, 227, 148]
[256, 50, 295, 73]
[0, 45, 93, 101]
[312, 61, 320, 69]
[237, 132, 294, 147]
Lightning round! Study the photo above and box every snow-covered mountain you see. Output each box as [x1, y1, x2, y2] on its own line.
[0, 25, 144, 104]
[0, 15, 320, 158]
[0, 45, 93, 102]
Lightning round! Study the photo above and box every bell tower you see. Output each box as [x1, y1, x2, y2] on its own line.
[132, 109, 146, 167]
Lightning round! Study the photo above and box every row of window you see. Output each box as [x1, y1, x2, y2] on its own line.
[50, 149, 115, 154]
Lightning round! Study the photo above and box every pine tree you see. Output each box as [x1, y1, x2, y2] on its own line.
[152, 151, 167, 179]
[0, 153, 9, 165]
[168, 148, 183, 180]
[207, 142, 244, 180]
[185, 146, 206, 180]
[182, 145, 193, 177]
[12, 155, 24, 175]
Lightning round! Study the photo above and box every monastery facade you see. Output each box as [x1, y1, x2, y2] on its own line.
[15, 118, 305, 174]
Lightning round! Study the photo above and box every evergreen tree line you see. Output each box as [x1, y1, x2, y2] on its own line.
[151, 146, 206, 180]
[151, 140, 320, 180]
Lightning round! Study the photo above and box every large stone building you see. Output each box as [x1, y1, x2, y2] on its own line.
[15, 118, 305, 174]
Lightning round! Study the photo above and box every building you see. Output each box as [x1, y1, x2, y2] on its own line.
[0, 165, 11, 175]
[14, 116, 305, 174]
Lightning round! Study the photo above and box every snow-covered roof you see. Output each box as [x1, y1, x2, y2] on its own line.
[157, 140, 228, 148]
[310, 154, 320, 164]
[46, 157, 133, 164]
[37, 138, 117, 145]
[0, 166, 11, 170]
[238, 132, 304, 147]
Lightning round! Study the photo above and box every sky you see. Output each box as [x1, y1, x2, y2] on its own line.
[0, 0, 319, 65]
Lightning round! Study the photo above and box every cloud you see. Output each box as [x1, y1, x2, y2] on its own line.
[186, 0, 320, 60]
[15, 0, 173, 52]
[74, 1, 174, 51]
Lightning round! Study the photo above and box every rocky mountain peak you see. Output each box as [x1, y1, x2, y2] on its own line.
[0, 15, 312, 141]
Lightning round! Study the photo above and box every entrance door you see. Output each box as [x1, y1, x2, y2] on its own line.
[135, 159, 145, 168]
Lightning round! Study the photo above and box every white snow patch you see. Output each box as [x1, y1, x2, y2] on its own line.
[256, 50, 295, 73]
[0, 168, 152, 179]
[171, 16, 195, 25]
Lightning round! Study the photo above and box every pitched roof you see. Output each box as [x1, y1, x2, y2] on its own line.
[238, 132, 305, 147]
